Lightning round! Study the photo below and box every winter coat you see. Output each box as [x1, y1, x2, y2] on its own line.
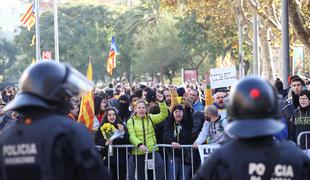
[163, 105, 193, 159]
[127, 102, 168, 155]
[195, 116, 227, 145]
[94, 121, 129, 164]
[293, 106, 310, 149]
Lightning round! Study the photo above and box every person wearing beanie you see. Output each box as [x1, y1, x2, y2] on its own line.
[282, 75, 306, 140]
[284, 75, 305, 107]
[193, 105, 227, 147]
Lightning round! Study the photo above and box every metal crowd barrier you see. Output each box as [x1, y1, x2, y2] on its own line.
[96, 144, 220, 180]
[152, 144, 194, 180]
[96, 144, 135, 180]
[297, 131, 310, 158]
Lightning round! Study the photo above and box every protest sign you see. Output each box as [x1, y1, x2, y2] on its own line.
[210, 66, 237, 88]
[198, 144, 221, 165]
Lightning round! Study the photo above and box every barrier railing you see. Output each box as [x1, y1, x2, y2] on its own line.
[297, 131, 310, 158]
[96, 144, 221, 180]
[151, 144, 195, 180]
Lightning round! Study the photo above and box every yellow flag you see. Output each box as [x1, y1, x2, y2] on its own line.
[30, 35, 35, 47]
[78, 60, 95, 131]
[31, 58, 36, 64]
[205, 75, 213, 106]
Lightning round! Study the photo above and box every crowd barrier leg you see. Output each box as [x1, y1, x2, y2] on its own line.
[297, 131, 310, 159]
[163, 147, 167, 180]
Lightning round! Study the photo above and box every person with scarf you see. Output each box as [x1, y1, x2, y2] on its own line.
[94, 95, 109, 124]
[117, 95, 132, 124]
[164, 103, 193, 180]
[292, 90, 310, 157]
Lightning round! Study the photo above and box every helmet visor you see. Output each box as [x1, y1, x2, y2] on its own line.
[64, 65, 94, 98]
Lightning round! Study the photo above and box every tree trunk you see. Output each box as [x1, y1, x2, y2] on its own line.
[289, 0, 310, 52]
[259, 27, 273, 80]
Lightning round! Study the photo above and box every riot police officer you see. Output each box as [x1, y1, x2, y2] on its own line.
[194, 77, 310, 180]
[0, 61, 111, 180]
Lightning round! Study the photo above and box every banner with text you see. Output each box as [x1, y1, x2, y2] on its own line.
[198, 144, 221, 165]
[210, 66, 237, 89]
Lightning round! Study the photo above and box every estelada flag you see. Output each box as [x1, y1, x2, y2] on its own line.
[78, 60, 95, 131]
[106, 36, 117, 76]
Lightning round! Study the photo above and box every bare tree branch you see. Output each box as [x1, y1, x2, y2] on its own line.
[247, 0, 281, 30]
[272, 1, 281, 26]
[289, 0, 310, 51]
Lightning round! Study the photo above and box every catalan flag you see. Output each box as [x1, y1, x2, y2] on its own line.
[20, 3, 35, 30]
[78, 60, 95, 131]
[106, 36, 117, 76]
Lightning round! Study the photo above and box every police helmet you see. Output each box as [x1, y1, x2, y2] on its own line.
[224, 76, 284, 138]
[2, 60, 93, 112]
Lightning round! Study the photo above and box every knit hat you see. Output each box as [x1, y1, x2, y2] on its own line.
[145, 89, 156, 103]
[204, 105, 218, 116]
[177, 87, 186, 97]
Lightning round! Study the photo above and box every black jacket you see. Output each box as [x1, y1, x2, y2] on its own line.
[163, 106, 193, 158]
[0, 109, 111, 180]
[94, 121, 129, 164]
[293, 106, 310, 149]
[194, 137, 310, 180]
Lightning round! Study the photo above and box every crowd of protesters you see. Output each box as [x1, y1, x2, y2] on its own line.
[1, 74, 310, 180]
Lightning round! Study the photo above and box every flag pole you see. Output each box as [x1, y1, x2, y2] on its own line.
[54, 0, 59, 62]
[35, 0, 41, 61]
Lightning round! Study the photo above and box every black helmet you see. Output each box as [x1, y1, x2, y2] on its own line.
[2, 60, 93, 112]
[225, 76, 284, 138]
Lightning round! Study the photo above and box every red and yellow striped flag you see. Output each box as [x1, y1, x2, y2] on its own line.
[20, 3, 35, 31]
[78, 60, 95, 130]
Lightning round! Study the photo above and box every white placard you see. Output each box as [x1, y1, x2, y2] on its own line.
[198, 144, 221, 165]
[210, 66, 237, 88]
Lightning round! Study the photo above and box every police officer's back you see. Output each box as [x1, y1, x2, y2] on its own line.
[0, 61, 111, 180]
[194, 77, 310, 180]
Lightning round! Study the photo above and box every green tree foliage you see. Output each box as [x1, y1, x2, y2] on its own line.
[10, 0, 310, 84]
[0, 39, 18, 82]
[132, 14, 188, 82]
[14, 4, 117, 82]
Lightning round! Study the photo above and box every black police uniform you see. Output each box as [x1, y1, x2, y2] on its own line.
[0, 61, 111, 180]
[195, 137, 310, 180]
[0, 109, 111, 180]
[194, 77, 310, 180]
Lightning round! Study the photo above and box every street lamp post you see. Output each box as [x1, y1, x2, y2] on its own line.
[238, 7, 244, 78]
[54, 0, 60, 62]
[281, 0, 290, 88]
[253, 1, 259, 76]
[35, 0, 41, 61]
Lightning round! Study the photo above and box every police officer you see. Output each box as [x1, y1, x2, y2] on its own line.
[0, 61, 111, 180]
[194, 77, 310, 180]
